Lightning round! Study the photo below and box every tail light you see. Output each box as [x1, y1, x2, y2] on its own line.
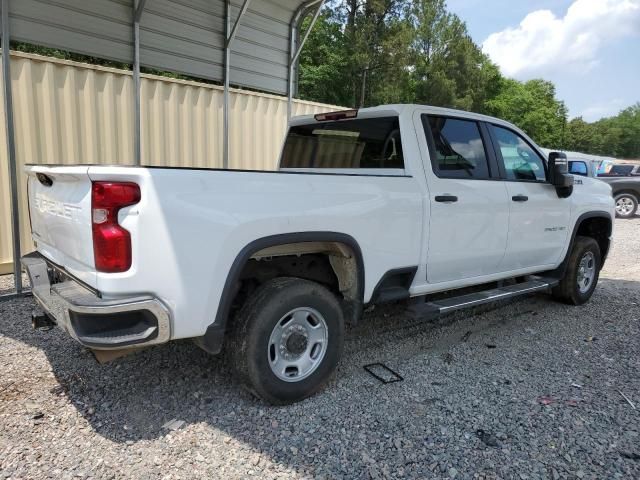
[92, 182, 141, 273]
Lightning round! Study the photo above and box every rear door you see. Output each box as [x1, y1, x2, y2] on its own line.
[419, 114, 510, 283]
[487, 124, 571, 270]
[26, 165, 96, 286]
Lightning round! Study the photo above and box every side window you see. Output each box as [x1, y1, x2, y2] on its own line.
[569, 161, 588, 176]
[490, 125, 546, 182]
[423, 115, 490, 179]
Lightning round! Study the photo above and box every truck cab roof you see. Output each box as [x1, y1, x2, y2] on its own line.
[290, 104, 518, 131]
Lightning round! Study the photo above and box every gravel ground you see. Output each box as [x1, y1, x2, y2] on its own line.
[1, 219, 639, 480]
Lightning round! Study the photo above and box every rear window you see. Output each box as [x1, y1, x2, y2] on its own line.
[280, 117, 404, 169]
[609, 165, 634, 175]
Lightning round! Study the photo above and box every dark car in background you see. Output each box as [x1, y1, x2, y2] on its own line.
[598, 175, 640, 218]
[599, 164, 640, 177]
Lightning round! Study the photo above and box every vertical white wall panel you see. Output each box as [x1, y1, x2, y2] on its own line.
[0, 51, 342, 271]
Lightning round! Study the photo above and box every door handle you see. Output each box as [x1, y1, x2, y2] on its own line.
[512, 195, 528, 202]
[434, 195, 458, 203]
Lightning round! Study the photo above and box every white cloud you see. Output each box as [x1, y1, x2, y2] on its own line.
[482, 0, 640, 78]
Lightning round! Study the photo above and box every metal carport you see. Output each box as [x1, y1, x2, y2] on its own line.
[0, 0, 325, 297]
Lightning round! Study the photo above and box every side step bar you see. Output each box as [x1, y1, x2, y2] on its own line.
[408, 277, 559, 318]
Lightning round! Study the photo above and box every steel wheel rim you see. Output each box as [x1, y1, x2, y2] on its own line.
[577, 251, 596, 294]
[616, 197, 634, 216]
[267, 307, 328, 383]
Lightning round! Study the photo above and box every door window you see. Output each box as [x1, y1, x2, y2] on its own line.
[423, 116, 490, 179]
[490, 125, 546, 182]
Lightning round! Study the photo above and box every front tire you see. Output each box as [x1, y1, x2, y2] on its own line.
[552, 236, 601, 305]
[227, 277, 344, 405]
[614, 193, 638, 218]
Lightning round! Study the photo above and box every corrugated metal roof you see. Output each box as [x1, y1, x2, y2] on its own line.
[0, 0, 314, 95]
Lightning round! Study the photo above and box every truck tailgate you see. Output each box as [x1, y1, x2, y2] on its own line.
[26, 165, 96, 287]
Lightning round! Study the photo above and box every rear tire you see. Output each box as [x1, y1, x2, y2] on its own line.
[552, 236, 601, 305]
[227, 277, 344, 405]
[614, 193, 638, 218]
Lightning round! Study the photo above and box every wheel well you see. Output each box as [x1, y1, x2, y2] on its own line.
[576, 216, 611, 261]
[229, 241, 362, 324]
[614, 190, 639, 201]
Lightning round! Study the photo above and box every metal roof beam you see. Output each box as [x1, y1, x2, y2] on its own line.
[134, 0, 148, 23]
[291, 1, 323, 66]
[226, 0, 252, 49]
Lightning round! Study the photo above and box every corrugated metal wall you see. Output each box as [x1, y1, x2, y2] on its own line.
[0, 51, 341, 273]
[1, 0, 303, 95]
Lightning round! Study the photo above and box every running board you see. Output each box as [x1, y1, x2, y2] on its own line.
[408, 277, 559, 318]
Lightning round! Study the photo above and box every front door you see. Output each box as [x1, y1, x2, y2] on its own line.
[420, 114, 510, 284]
[488, 124, 571, 270]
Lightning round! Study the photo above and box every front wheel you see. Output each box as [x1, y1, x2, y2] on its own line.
[614, 193, 638, 219]
[227, 277, 344, 405]
[552, 236, 601, 305]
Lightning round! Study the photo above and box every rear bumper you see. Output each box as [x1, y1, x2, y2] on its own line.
[22, 252, 171, 350]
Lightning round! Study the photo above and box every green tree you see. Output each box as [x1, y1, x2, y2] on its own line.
[346, 0, 411, 107]
[564, 104, 640, 158]
[565, 117, 595, 153]
[298, 10, 352, 106]
[299, 1, 412, 108]
[486, 79, 567, 147]
[409, 0, 501, 112]
[613, 104, 640, 158]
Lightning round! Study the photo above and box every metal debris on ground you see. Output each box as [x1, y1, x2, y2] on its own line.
[617, 389, 636, 410]
[461, 331, 472, 342]
[363, 363, 403, 384]
[0, 381, 16, 393]
[162, 419, 186, 431]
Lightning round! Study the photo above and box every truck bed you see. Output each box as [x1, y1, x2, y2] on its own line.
[25, 164, 423, 340]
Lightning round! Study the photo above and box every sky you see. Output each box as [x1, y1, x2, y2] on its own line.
[446, 0, 640, 121]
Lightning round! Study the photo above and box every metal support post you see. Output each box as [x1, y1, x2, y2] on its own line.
[1, 0, 22, 294]
[133, 0, 147, 166]
[224, 0, 252, 169]
[287, 0, 324, 121]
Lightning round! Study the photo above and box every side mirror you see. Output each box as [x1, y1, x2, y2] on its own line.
[548, 152, 573, 198]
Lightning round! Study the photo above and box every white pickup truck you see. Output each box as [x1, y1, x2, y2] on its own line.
[22, 105, 615, 404]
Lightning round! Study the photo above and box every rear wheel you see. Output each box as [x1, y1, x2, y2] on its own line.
[552, 236, 601, 305]
[614, 193, 638, 218]
[227, 277, 344, 405]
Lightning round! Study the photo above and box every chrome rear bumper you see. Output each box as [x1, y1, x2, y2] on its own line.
[22, 252, 171, 350]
